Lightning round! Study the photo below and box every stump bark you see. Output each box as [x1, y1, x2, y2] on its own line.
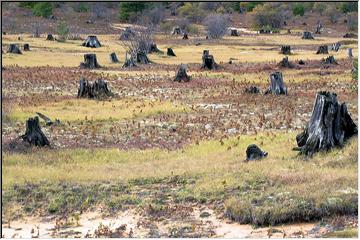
[23, 43, 30, 51]
[7, 44, 22, 54]
[264, 72, 288, 95]
[302, 31, 314, 39]
[174, 64, 190, 82]
[278, 56, 293, 68]
[316, 45, 328, 54]
[149, 43, 161, 53]
[348, 48, 353, 58]
[245, 86, 260, 94]
[230, 28, 239, 36]
[21, 116, 50, 147]
[322, 56, 338, 65]
[294, 91, 357, 157]
[80, 54, 101, 69]
[120, 27, 135, 40]
[246, 144, 268, 161]
[167, 48, 176, 56]
[110, 52, 119, 63]
[77, 78, 112, 99]
[82, 35, 101, 48]
[136, 51, 150, 64]
[280, 45, 291, 55]
[183, 33, 188, 39]
[315, 23, 322, 34]
[331, 42, 341, 52]
[46, 34, 54, 41]
[201, 50, 218, 70]
[122, 52, 137, 68]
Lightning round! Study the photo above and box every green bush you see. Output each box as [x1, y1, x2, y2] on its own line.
[18, 2, 36, 9]
[74, 2, 89, 13]
[32, 2, 53, 18]
[178, 3, 206, 23]
[292, 3, 305, 16]
[252, 3, 285, 29]
[56, 21, 69, 42]
[119, 2, 151, 22]
[339, 2, 358, 13]
[352, 58, 358, 81]
[240, 2, 263, 12]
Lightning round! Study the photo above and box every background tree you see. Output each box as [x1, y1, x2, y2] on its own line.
[204, 14, 231, 39]
[119, 2, 151, 22]
[32, 2, 53, 18]
[292, 3, 305, 16]
[313, 2, 327, 16]
[251, 3, 286, 29]
[325, 6, 340, 24]
[56, 21, 69, 42]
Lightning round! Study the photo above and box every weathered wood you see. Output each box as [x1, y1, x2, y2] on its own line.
[82, 35, 101, 48]
[122, 52, 137, 68]
[246, 144, 268, 161]
[21, 116, 50, 147]
[172, 27, 182, 35]
[183, 33, 188, 39]
[278, 56, 293, 68]
[136, 51, 150, 64]
[120, 27, 135, 40]
[7, 44, 22, 54]
[77, 78, 113, 99]
[110, 52, 119, 63]
[174, 64, 190, 82]
[264, 72, 288, 95]
[167, 48, 176, 56]
[322, 55, 338, 65]
[294, 91, 357, 157]
[343, 33, 357, 38]
[80, 54, 101, 69]
[245, 86, 260, 94]
[280, 45, 291, 55]
[23, 43, 30, 51]
[230, 28, 239, 36]
[149, 43, 161, 53]
[348, 48, 353, 58]
[316, 45, 328, 54]
[331, 42, 341, 52]
[201, 50, 218, 70]
[46, 34, 54, 41]
[259, 29, 271, 34]
[36, 112, 60, 126]
[314, 23, 322, 34]
[302, 31, 314, 39]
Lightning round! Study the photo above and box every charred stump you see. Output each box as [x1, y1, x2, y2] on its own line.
[230, 28, 239, 36]
[331, 42, 341, 52]
[201, 50, 218, 70]
[174, 64, 190, 82]
[294, 91, 357, 157]
[316, 45, 328, 54]
[264, 72, 288, 95]
[136, 51, 150, 64]
[122, 52, 137, 68]
[298, 59, 305, 65]
[172, 27, 182, 35]
[23, 43, 30, 51]
[80, 54, 101, 69]
[110, 52, 119, 63]
[82, 35, 101, 48]
[343, 33, 357, 38]
[314, 23, 322, 34]
[245, 86, 260, 94]
[7, 44, 22, 54]
[183, 33, 188, 39]
[280, 45, 291, 55]
[246, 144, 268, 161]
[348, 48, 353, 58]
[46, 34, 54, 41]
[77, 78, 113, 99]
[278, 56, 294, 68]
[322, 56, 338, 65]
[259, 29, 271, 34]
[302, 31, 314, 39]
[149, 43, 161, 53]
[167, 48, 176, 56]
[21, 116, 50, 147]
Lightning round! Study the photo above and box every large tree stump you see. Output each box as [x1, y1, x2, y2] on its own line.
[21, 116, 50, 147]
[259, 29, 271, 34]
[316, 45, 328, 54]
[122, 52, 137, 68]
[80, 54, 101, 69]
[331, 42, 341, 52]
[343, 33, 357, 38]
[314, 23, 322, 34]
[294, 91, 357, 157]
[302, 31, 314, 39]
[136, 51, 150, 64]
[280, 45, 291, 55]
[348, 48, 353, 58]
[322, 56, 338, 65]
[149, 43, 161, 53]
[245, 86, 260, 94]
[264, 72, 288, 95]
[23, 43, 30, 51]
[46, 34, 54, 41]
[246, 144, 268, 161]
[167, 48, 176, 56]
[7, 44, 22, 54]
[174, 64, 190, 82]
[110, 52, 119, 63]
[77, 78, 112, 99]
[82, 35, 101, 48]
[230, 28, 239, 36]
[172, 27, 182, 35]
[201, 50, 218, 70]
[183, 33, 188, 39]
[120, 27, 135, 40]
[278, 56, 294, 68]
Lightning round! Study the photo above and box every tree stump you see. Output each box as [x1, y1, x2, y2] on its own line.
[80, 54, 101, 69]
[46, 34, 54, 41]
[259, 29, 271, 34]
[264, 72, 288, 95]
[302, 31, 314, 39]
[230, 28, 239, 36]
[298, 59, 305, 65]
[120, 27, 135, 40]
[167, 48, 176, 56]
[149, 43, 161, 53]
[245, 86, 260, 94]
[343, 33, 357, 38]
[246, 144, 268, 161]
[316, 45, 328, 54]
[322, 56, 338, 65]
[122, 52, 137, 68]
[110, 52, 119, 63]
[77, 78, 112, 99]
[294, 91, 357, 157]
[201, 50, 218, 70]
[280, 45, 291, 55]
[331, 42, 341, 52]
[314, 23, 322, 34]
[7, 44, 22, 54]
[172, 27, 182, 35]
[21, 116, 50, 147]
[23, 43, 30, 51]
[287, 29, 291, 34]
[82, 35, 101, 48]
[136, 51, 150, 64]
[174, 64, 190, 82]
[348, 48, 353, 58]
[183, 33, 188, 39]
[278, 56, 293, 68]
